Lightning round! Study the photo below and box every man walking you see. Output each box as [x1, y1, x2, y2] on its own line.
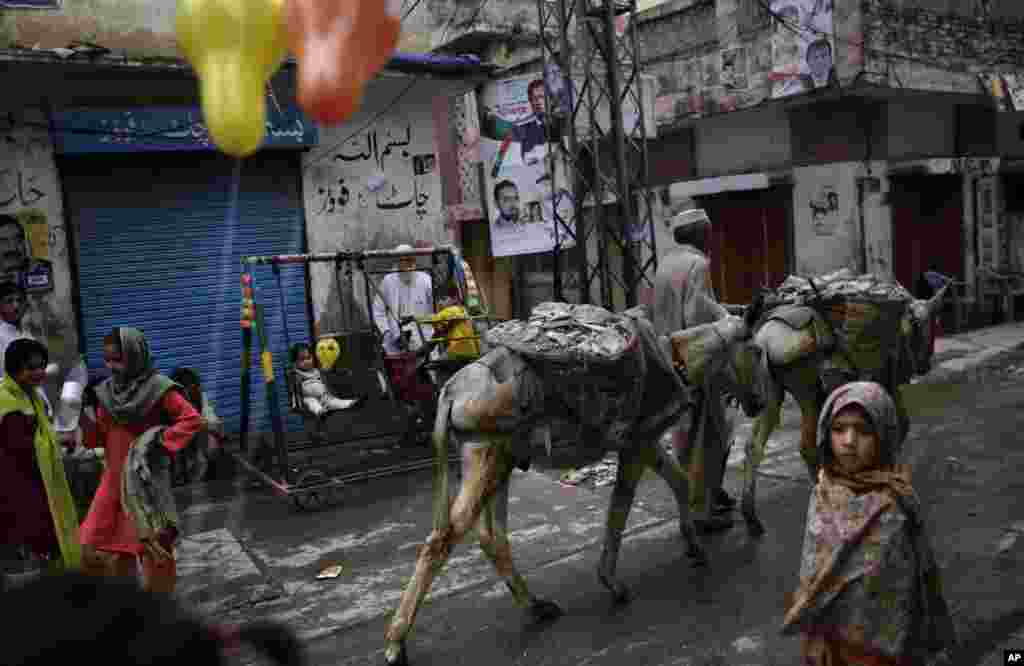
[651, 209, 735, 534]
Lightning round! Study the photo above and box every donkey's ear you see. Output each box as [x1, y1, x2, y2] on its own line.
[927, 281, 950, 318]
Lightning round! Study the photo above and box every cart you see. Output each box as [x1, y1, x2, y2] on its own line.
[235, 244, 495, 510]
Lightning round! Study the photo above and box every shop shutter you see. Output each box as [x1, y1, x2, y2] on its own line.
[62, 151, 310, 434]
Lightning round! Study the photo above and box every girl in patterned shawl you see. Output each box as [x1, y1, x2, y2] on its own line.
[781, 381, 957, 665]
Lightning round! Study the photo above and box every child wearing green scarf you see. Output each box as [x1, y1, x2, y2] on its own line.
[0, 338, 81, 578]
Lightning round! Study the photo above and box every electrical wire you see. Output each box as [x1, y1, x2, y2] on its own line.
[402, 0, 425, 21]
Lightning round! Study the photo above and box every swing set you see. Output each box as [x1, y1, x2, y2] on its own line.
[233, 244, 494, 510]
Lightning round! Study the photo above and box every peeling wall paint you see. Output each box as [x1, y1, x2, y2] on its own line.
[0, 0, 178, 56]
[0, 108, 78, 394]
[792, 161, 861, 275]
[694, 104, 791, 177]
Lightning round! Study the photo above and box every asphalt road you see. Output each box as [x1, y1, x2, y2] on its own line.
[173, 348, 1024, 666]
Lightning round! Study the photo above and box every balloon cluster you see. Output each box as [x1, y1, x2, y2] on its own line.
[176, 0, 401, 158]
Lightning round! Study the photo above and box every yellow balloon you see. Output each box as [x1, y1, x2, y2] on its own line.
[176, 0, 289, 157]
[316, 338, 341, 371]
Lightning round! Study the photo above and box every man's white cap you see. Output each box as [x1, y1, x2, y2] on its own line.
[670, 208, 711, 233]
[394, 243, 414, 254]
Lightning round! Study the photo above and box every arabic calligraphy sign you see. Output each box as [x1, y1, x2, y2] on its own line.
[312, 122, 434, 220]
[51, 105, 318, 154]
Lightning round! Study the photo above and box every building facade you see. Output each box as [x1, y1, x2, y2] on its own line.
[0, 1, 486, 433]
[638, 0, 1024, 318]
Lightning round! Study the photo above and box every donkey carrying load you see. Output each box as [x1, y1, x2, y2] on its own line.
[382, 302, 768, 666]
[712, 269, 949, 536]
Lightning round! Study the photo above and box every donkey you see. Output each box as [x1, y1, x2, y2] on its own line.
[713, 282, 949, 536]
[382, 307, 769, 665]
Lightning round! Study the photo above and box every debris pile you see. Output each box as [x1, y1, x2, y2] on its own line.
[772, 268, 914, 305]
[485, 302, 636, 364]
[559, 453, 619, 488]
[764, 269, 916, 377]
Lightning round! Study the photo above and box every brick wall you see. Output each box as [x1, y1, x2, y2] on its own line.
[862, 0, 1024, 92]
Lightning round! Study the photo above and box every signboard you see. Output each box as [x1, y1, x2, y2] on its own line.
[52, 105, 318, 154]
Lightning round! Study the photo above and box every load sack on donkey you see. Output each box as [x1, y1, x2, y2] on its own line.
[484, 302, 649, 435]
[759, 268, 915, 388]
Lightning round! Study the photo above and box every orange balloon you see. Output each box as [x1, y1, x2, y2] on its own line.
[284, 0, 400, 125]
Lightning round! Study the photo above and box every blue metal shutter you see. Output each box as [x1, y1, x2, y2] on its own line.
[62, 151, 310, 434]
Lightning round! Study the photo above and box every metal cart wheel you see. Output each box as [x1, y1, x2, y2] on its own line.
[291, 470, 334, 512]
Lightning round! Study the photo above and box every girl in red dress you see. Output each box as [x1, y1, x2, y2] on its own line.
[79, 327, 202, 593]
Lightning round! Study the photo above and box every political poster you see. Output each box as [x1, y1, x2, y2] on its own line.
[478, 69, 576, 257]
[768, 0, 836, 99]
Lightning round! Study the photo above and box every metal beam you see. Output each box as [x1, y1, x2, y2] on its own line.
[536, 0, 657, 311]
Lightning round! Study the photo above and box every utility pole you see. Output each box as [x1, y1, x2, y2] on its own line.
[536, 0, 658, 310]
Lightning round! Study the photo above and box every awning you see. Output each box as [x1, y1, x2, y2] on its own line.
[668, 172, 790, 199]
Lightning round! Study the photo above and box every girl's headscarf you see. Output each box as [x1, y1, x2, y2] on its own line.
[783, 382, 956, 661]
[815, 381, 917, 516]
[94, 328, 179, 424]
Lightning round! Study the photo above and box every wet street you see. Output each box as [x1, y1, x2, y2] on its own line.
[171, 345, 1024, 666]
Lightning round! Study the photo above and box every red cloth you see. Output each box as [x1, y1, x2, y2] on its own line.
[0, 412, 59, 557]
[79, 390, 202, 556]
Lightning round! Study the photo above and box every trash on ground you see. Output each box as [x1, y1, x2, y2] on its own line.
[316, 564, 344, 579]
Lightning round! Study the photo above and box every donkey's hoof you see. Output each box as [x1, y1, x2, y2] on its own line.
[742, 505, 766, 537]
[528, 598, 563, 623]
[598, 573, 632, 605]
[687, 542, 709, 566]
[745, 518, 766, 538]
[384, 641, 408, 666]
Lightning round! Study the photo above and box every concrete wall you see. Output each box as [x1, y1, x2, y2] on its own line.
[886, 97, 956, 160]
[302, 76, 467, 336]
[405, 0, 537, 52]
[0, 108, 79, 397]
[790, 160, 893, 278]
[792, 161, 861, 275]
[996, 112, 1024, 159]
[0, 0, 455, 59]
[861, 0, 1024, 93]
[694, 104, 791, 176]
[0, 0, 178, 57]
[642, 0, 776, 129]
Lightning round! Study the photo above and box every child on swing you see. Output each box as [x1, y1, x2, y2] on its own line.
[782, 381, 956, 666]
[290, 343, 360, 417]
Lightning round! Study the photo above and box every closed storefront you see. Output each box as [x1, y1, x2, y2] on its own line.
[55, 107, 318, 433]
[697, 185, 792, 305]
[890, 174, 964, 295]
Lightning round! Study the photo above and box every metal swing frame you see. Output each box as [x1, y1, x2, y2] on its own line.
[234, 244, 492, 510]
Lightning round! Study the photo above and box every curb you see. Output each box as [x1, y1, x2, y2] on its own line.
[914, 340, 1024, 386]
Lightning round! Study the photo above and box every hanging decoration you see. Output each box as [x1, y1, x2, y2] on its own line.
[176, 0, 289, 157]
[176, 0, 401, 156]
[283, 0, 401, 124]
